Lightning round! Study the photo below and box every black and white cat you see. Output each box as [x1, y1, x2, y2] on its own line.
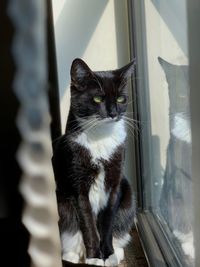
[52, 59, 135, 266]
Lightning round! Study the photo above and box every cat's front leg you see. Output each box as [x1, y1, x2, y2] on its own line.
[77, 194, 104, 266]
[98, 191, 120, 266]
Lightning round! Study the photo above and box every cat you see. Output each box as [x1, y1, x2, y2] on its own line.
[158, 57, 193, 260]
[52, 58, 136, 266]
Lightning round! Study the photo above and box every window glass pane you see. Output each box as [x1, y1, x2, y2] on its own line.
[137, 1, 194, 266]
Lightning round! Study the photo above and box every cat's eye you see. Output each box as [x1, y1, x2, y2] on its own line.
[93, 96, 103, 103]
[117, 96, 126, 103]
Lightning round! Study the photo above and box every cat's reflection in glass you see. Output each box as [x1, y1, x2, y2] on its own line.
[158, 57, 193, 261]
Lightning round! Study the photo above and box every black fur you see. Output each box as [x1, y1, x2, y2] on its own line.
[52, 58, 135, 262]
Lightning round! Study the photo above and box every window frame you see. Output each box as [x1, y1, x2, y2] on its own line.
[128, 0, 200, 267]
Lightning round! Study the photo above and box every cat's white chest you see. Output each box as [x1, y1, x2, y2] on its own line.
[172, 113, 191, 143]
[89, 164, 109, 214]
[74, 119, 126, 161]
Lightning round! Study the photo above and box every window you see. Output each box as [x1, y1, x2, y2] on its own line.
[129, 0, 200, 266]
[6, 1, 199, 266]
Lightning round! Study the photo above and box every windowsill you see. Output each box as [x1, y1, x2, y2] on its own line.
[62, 227, 148, 267]
[122, 228, 149, 267]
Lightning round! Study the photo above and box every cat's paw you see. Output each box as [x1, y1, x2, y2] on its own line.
[86, 258, 104, 266]
[62, 251, 80, 263]
[104, 254, 119, 267]
[114, 248, 124, 262]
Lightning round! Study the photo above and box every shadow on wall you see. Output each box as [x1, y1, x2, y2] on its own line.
[54, 0, 108, 99]
[114, 0, 130, 66]
[151, 0, 188, 55]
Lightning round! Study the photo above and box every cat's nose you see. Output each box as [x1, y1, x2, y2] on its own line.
[109, 112, 118, 119]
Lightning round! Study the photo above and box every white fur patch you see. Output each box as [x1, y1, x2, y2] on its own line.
[63, 252, 80, 264]
[106, 234, 129, 266]
[105, 253, 119, 267]
[173, 230, 194, 259]
[74, 119, 126, 162]
[89, 164, 109, 215]
[61, 231, 84, 262]
[86, 258, 104, 266]
[172, 113, 191, 143]
[113, 233, 131, 248]
[114, 248, 124, 262]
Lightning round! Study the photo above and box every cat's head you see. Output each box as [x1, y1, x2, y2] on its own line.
[70, 58, 135, 123]
[158, 57, 189, 115]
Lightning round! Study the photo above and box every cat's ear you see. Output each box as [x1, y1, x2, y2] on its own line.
[70, 58, 93, 87]
[158, 57, 178, 84]
[158, 57, 183, 76]
[114, 59, 136, 81]
[158, 57, 175, 72]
